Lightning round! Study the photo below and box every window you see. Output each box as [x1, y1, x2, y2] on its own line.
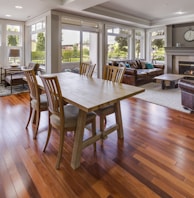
[0, 25, 1, 64]
[107, 27, 130, 62]
[62, 29, 80, 63]
[6, 24, 22, 64]
[61, 17, 99, 77]
[7, 25, 21, 47]
[31, 21, 46, 65]
[0, 25, 1, 45]
[135, 30, 145, 59]
[150, 29, 165, 63]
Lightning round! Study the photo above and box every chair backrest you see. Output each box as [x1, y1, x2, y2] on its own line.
[28, 63, 40, 75]
[40, 75, 64, 120]
[103, 65, 126, 83]
[80, 63, 96, 77]
[23, 69, 39, 101]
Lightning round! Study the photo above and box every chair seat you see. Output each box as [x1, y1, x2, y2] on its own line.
[51, 104, 96, 129]
[31, 93, 48, 109]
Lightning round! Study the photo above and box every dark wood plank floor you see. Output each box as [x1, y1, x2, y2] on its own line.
[0, 92, 194, 198]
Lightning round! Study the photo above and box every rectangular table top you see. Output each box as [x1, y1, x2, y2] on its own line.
[153, 74, 185, 81]
[37, 72, 145, 112]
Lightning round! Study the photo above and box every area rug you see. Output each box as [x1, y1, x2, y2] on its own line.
[0, 84, 29, 96]
[133, 82, 190, 113]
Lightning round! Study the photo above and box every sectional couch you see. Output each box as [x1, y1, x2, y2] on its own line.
[110, 59, 165, 86]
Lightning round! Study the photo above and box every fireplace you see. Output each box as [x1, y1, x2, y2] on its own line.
[179, 61, 194, 75]
[165, 47, 194, 73]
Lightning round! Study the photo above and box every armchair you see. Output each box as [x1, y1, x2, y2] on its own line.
[178, 78, 194, 113]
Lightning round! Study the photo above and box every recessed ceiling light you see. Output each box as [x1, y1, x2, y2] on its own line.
[5, 14, 11, 17]
[175, 11, 185, 15]
[15, 5, 23, 9]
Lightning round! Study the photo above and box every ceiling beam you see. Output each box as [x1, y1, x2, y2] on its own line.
[61, 0, 109, 11]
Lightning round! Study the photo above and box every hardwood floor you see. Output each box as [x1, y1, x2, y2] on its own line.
[0, 92, 194, 198]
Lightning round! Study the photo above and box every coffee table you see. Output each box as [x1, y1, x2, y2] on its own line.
[153, 74, 185, 89]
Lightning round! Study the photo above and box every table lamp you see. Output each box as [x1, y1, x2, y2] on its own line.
[9, 49, 20, 67]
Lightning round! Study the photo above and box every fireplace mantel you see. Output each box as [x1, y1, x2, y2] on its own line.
[165, 47, 194, 55]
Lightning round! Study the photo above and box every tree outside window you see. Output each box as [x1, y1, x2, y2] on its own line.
[31, 22, 46, 65]
[7, 35, 19, 46]
[107, 28, 129, 61]
[152, 38, 165, 61]
[36, 32, 45, 51]
[151, 29, 165, 63]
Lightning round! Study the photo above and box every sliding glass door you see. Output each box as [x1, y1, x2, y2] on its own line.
[82, 31, 98, 76]
[61, 27, 98, 77]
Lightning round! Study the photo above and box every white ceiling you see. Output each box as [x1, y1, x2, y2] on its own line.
[1, 0, 194, 27]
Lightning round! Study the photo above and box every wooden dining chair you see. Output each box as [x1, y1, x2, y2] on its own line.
[96, 65, 126, 143]
[103, 65, 125, 83]
[80, 63, 96, 77]
[40, 75, 97, 169]
[23, 69, 48, 139]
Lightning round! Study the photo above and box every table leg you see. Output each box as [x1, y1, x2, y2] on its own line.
[161, 80, 165, 89]
[114, 101, 124, 139]
[170, 80, 178, 88]
[71, 109, 87, 169]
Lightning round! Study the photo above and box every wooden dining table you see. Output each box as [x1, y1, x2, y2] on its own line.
[36, 72, 145, 169]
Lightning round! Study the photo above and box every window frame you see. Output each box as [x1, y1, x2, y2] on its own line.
[135, 29, 145, 60]
[30, 20, 46, 67]
[147, 27, 166, 64]
[106, 25, 132, 63]
[61, 17, 100, 75]
[0, 20, 24, 66]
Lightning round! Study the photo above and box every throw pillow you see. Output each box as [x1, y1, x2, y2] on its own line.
[136, 60, 142, 69]
[146, 63, 154, 69]
[119, 62, 126, 67]
[130, 61, 138, 69]
[125, 63, 130, 68]
[141, 61, 147, 69]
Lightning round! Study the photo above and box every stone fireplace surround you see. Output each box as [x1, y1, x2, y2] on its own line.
[165, 47, 194, 74]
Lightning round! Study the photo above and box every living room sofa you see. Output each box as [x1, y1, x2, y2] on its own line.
[110, 60, 165, 86]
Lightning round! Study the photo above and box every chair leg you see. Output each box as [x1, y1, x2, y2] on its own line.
[100, 115, 107, 146]
[56, 127, 65, 169]
[104, 117, 107, 125]
[43, 113, 52, 152]
[32, 109, 36, 124]
[33, 109, 40, 139]
[91, 119, 96, 151]
[26, 105, 32, 129]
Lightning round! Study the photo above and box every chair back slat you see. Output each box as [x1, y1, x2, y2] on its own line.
[80, 63, 96, 77]
[28, 63, 40, 75]
[40, 75, 64, 119]
[24, 69, 39, 100]
[103, 65, 125, 83]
